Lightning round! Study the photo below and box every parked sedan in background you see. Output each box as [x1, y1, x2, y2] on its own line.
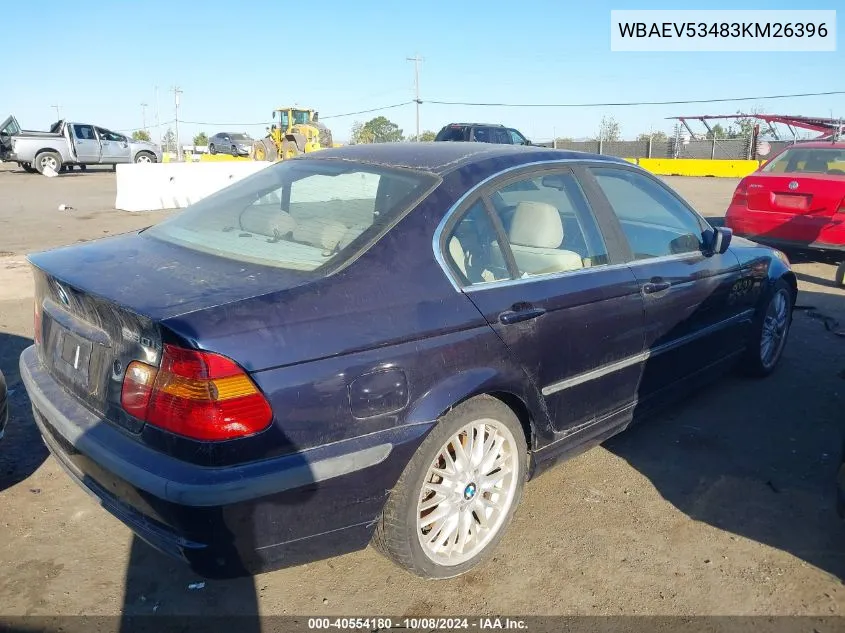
[208, 132, 253, 156]
[19, 142, 795, 581]
[725, 142, 845, 283]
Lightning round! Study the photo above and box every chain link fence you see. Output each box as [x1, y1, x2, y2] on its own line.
[535, 136, 759, 160]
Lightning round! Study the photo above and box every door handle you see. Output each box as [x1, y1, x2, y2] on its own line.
[499, 306, 546, 325]
[642, 280, 671, 294]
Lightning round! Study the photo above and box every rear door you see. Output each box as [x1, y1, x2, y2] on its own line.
[71, 124, 102, 163]
[438, 163, 645, 437]
[581, 164, 748, 407]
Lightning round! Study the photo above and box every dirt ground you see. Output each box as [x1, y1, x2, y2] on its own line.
[0, 161, 844, 619]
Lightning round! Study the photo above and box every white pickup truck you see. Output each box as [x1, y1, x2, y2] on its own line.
[0, 115, 161, 174]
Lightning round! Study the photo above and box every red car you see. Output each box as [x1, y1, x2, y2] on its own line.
[725, 141, 845, 283]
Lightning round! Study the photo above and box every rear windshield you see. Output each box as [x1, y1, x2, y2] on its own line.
[435, 126, 468, 142]
[762, 147, 845, 175]
[143, 159, 439, 272]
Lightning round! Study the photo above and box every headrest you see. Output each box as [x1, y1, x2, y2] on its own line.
[509, 201, 563, 249]
[294, 218, 348, 251]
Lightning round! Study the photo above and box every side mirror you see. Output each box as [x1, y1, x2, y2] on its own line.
[272, 111, 276, 119]
[706, 226, 733, 255]
[525, 139, 532, 146]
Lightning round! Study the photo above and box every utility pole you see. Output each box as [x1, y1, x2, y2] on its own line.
[406, 54, 423, 140]
[172, 86, 183, 161]
[140, 103, 148, 133]
[154, 85, 161, 146]
[51, 104, 61, 120]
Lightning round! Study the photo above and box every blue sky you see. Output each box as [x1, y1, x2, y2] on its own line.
[5, 0, 843, 143]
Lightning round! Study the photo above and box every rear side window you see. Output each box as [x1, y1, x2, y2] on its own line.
[144, 160, 439, 272]
[72, 124, 96, 140]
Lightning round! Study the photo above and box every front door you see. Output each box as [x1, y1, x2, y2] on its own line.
[439, 165, 646, 439]
[583, 164, 748, 407]
[71, 124, 101, 163]
[96, 128, 132, 163]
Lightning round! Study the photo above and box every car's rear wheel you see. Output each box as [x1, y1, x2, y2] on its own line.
[35, 151, 62, 176]
[741, 278, 793, 377]
[208, 143, 217, 155]
[372, 395, 527, 579]
[835, 261, 845, 287]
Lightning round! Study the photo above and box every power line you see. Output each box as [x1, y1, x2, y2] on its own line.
[425, 90, 845, 108]
[318, 101, 414, 119]
[109, 89, 845, 134]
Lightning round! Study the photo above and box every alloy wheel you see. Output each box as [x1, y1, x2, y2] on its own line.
[416, 418, 520, 566]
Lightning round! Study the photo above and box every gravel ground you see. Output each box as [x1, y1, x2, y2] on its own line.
[0, 161, 843, 620]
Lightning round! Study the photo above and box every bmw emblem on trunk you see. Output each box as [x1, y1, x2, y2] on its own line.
[788, 181, 799, 190]
[56, 284, 70, 306]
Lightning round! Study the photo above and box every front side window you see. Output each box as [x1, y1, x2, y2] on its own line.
[144, 160, 439, 272]
[96, 128, 124, 142]
[509, 129, 528, 145]
[489, 171, 609, 275]
[589, 167, 705, 260]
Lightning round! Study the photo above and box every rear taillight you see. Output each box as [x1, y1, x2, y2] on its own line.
[33, 300, 42, 346]
[120, 344, 272, 441]
[731, 181, 749, 207]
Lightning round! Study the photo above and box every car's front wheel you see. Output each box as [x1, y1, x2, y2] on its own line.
[741, 278, 793, 377]
[373, 395, 527, 579]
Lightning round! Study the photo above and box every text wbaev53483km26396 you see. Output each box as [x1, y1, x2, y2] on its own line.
[611, 10, 836, 52]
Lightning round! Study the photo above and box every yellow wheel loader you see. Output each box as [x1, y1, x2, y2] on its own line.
[252, 107, 334, 162]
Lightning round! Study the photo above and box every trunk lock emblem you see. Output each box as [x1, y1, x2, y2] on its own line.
[788, 181, 799, 190]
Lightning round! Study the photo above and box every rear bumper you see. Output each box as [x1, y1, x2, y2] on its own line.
[19, 345, 431, 577]
[726, 205, 845, 252]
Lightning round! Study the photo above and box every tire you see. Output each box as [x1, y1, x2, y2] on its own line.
[835, 262, 845, 287]
[740, 278, 794, 377]
[20, 163, 36, 174]
[208, 143, 217, 155]
[372, 395, 528, 579]
[231, 145, 238, 156]
[134, 152, 156, 164]
[34, 151, 62, 175]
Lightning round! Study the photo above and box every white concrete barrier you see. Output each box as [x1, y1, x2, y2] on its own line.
[115, 162, 275, 212]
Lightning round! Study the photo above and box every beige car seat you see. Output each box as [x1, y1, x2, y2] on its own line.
[508, 201, 583, 275]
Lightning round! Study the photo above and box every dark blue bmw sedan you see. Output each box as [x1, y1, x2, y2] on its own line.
[20, 142, 796, 579]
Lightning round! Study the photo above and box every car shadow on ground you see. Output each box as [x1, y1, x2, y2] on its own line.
[604, 285, 845, 581]
[0, 332, 48, 493]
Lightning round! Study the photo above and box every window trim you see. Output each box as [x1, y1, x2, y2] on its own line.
[579, 163, 715, 264]
[433, 158, 636, 292]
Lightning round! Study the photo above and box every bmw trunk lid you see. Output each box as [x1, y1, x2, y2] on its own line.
[29, 231, 310, 431]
